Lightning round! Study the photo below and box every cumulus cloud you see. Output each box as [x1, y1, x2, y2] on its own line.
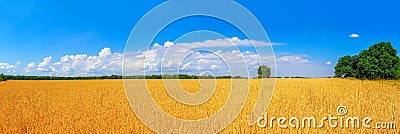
[37, 56, 53, 71]
[5, 37, 337, 77]
[151, 37, 280, 49]
[210, 64, 220, 70]
[0, 63, 15, 70]
[164, 41, 174, 47]
[153, 43, 161, 48]
[25, 62, 36, 74]
[20, 48, 123, 76]
[98, 48, 112, 57]
[52, 48, 123, 76]
[349, 33, 360, 38]
[15, 61, 21, 66]
[123, 37, 278, 77]
[326, 61, 332, 65]
[277, 55, 308, 63]
[124, 42, 275, 77]
[0, 63, 16, 73]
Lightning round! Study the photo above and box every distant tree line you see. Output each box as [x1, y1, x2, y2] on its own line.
[0, 74, 243, 80]
[335, 42, 400, 79]
[2, 75, 123, 80]
[283, 76, 310, 78]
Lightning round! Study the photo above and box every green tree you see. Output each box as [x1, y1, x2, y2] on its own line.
[257, 65, 271, 78]
[334, 55, 357, 77]
[0, 73, 5, 81]
[335, 42, 400, 79]
[355, 42, 400, 79]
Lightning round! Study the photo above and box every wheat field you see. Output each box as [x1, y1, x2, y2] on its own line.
[0, 79, 398, 133]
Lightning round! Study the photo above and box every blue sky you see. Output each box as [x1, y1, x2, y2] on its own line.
[0, 0, 399, 77]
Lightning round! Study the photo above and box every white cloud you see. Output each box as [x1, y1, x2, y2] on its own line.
[277, 56, 308, 63]
[124, 39, 276, 77]
[150, 37, 281, 49]
[153, 43, 161, 47]
[326, 61, 332, 65]
[53, 48, 123, 76]
[26, 62, 35, 68]
[2, 37, 333, 77]
[210, 64, 220, 70]
[15, 61, 21, 66]
[25, 62, 36, 74]
[98, 48, 112, 57]
[19, 48, 123, 76]
[37, 56, 53, 71]
[349, 33, 360, 38]
[164, 41, 174, 47]
[0, 63, 16, 73]
[127, 37, 278, 76]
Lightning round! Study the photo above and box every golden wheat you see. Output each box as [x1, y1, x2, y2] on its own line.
[0, 79, 398, 133]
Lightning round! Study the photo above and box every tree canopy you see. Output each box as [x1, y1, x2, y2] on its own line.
[0, 73, 5, 81]
[335, 42, 400, 79]
[257, 65, 271, 78]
